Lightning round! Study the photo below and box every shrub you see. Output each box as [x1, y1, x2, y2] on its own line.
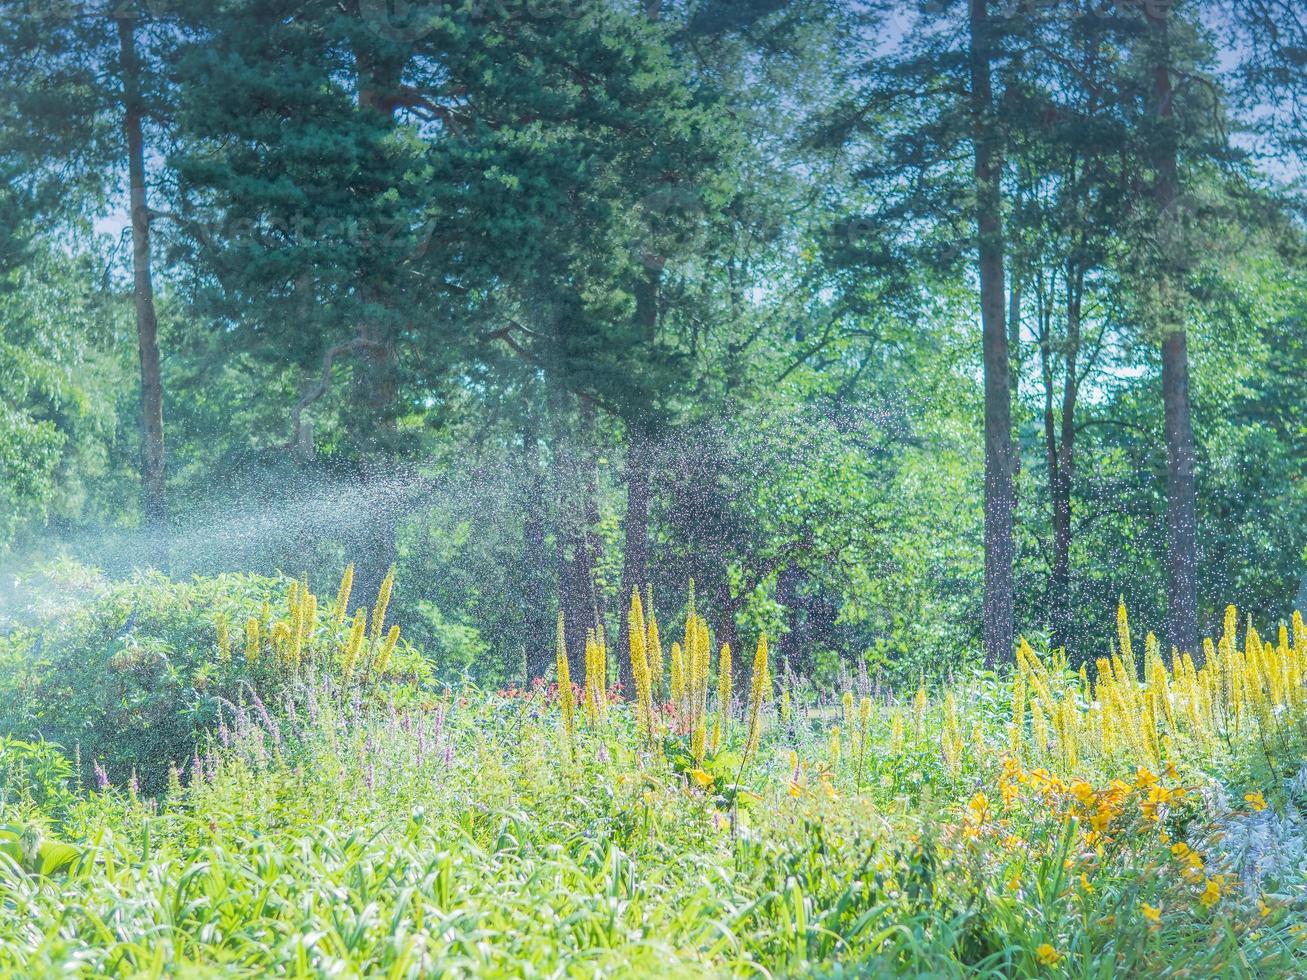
[0, 561, 433, 794]
[0, 563, 287, 792]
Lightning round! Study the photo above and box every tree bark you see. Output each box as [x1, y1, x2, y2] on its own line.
[1162, 330, 1199, 654]
[117, 16, 167, 569]
[1042, 273, 1081, 654]
[553, 396, 602, 680]
[970, 0, 1016, 667]
[1149, 8, 1200, 658]
[522, 404, 552, 681]
[618, 432, 651, 695]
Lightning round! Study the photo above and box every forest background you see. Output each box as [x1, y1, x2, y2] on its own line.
[1, 0, 1305, 687]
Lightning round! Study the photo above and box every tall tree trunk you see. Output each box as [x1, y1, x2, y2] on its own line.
[617, 258, 662, 695]
[970, 0, 1016, 666]
[117, 16, 167, 569]
[1162, 330, 1198, 653]
[522, 402, 552, 681]
[553, 395, 602, 680]
[1044, 274, 1082, 654]
[1008, 267, 1023, 479]
[1149, 9, 1200, 658]
[618, 432, 651, 695]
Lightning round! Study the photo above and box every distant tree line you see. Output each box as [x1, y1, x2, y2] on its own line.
[1, 0, 1304, 683]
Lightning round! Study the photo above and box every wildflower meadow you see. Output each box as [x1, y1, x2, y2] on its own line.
[3, 0, 1307, 975]
[2, 564, 1306, 976]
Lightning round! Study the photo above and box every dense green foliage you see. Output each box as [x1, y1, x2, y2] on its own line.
[0, 565, 284, 791]
[2, 0, 1306, 973]
[0, 0, 1302, 684]
[3, 572, 1307, 976]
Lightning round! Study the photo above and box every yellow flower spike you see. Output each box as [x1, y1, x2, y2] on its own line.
[669, 641, 685, 716]
[332, 564, 354, 630]
[302, 592, 318, 650]
[596, 624, 608, 711]
[289, 596, 303, 668]
[371, 566, 395, 646]
[1030, 700, 1048, 761]
[646, 601, 664, 700]
[1117, 599, 1135, 673]
[695, 619, 711, 731]
[745, 634, 770, 759]
[341, 609, 366, 680]
[244, 617, 260, 663]
[375, 624, 400, 675]
[555, 611, 575, 749]
[830, 726, 841, 766]
[584, 630, 606, 722]
[628, 588, 654, 739]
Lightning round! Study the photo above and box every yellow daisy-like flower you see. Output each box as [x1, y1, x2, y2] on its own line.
[1141, 902, 1162, 925]
[689, 769, 714, 788]
[1034, 943, 1062, 966]
[1199, 877, 1221, 909]
[1245, 791, 1268, 812]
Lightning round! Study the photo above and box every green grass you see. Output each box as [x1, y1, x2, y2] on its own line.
[2, 678, 1304, 978]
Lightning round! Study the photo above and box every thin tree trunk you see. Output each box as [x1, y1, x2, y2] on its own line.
[1008, 268, 1022, 480]
[617, 236, 662, 695]
[1049, 274, 1082, 653]
[1149, 9, 1200, 658]
[553, 395, 602, 680]
[970, 0, 1016, 667]
[522, 401, 552, 681]
[1162, 330, 1198, 654]
[117, 16, 167, 569]
[618, 432, 651, 695]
